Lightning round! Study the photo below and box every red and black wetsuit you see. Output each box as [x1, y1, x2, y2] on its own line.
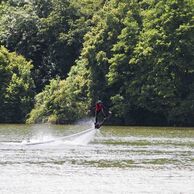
[95, 103, 106, 124]
[95, 103, 104, 113]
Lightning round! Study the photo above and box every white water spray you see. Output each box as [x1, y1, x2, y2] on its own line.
[64, 128, 96, 145]
[23, 120, 97, 146]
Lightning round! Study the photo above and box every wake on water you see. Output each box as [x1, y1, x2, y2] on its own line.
[0, 119, 99, 148]
[23, 127, 96, 146]
[25, 119, 98, 146]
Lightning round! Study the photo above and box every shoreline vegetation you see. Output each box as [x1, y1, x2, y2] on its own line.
[0, 0, 194, 126]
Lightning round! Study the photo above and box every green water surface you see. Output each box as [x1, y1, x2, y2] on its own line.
[0, 124, 194, 193]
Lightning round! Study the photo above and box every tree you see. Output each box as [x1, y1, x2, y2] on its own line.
[126, 0, 194, 125]
[0, 0, 94, 91]
[2, 0, 194, 125]
[27, 63, 90, 124]
[0, 46, 34, 123]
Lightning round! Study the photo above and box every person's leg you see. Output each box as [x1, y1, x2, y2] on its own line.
[102, 109, 106, 119]
[95, 111, 99, 124]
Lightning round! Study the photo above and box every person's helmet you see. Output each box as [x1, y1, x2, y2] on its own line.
[97, 100, 102, 104]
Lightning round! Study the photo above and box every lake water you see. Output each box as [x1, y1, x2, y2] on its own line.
[0, 123, 194, 194]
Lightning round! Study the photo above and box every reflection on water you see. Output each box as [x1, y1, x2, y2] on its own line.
[0, 124, 194, 194]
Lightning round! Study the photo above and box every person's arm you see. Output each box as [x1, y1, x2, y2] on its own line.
[103, 104, 112, 115]
[101, 104, 109, 117]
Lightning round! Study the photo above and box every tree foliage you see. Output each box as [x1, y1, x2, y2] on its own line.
[1, 0, 194, 125]
[0, 0, 96, 90]
[0, 46, 34, 123]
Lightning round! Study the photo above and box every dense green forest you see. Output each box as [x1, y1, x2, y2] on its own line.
[0, 0, 194, 126]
